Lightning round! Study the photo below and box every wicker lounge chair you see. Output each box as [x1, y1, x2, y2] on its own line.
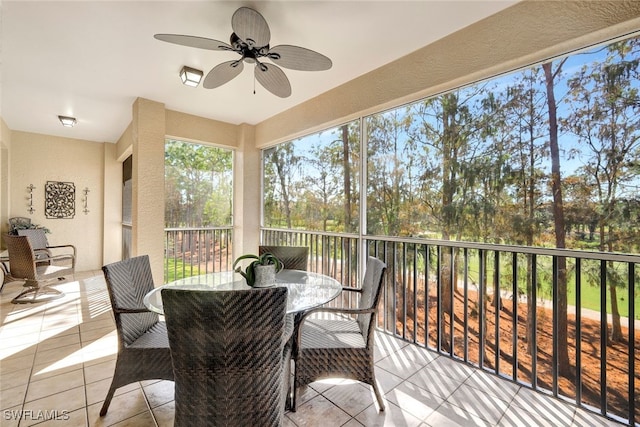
[162, 287, 291, 427]
[4, 234, 74, 304]
[292, 256, 387, 411]
[259, 245, 309, 271]
[17, 228, 76, 268]
[100, 255, 174, 416]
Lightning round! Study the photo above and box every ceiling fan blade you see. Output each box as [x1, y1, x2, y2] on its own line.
[255, 62, 291, 98]
[203, 60, 244, 89]
[268, 45, 333, 71]
[154, 34, 232, 51]
[231, 7, 270, 48]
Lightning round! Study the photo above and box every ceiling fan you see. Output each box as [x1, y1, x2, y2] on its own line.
[154, 6, 332, 98]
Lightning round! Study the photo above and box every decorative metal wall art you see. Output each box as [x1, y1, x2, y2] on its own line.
[27, 184, 35, 214]
[45, 181, 75, 219]
[82, 187, 90, 215]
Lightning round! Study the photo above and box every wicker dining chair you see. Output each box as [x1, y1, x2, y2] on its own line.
[292, 256, 387, 411]
[100, 255, 174, 416]
[259, 246, 309, 271]
[17, 229, 76, 269]
[162, 287, 291, 427]
[259, 246, 310, 349]
[4, 234, 74, 304]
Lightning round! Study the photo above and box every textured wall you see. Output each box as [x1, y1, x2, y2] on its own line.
[7, 131, 105, 271]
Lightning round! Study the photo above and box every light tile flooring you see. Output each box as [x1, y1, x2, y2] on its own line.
[0, 271, 624, 427]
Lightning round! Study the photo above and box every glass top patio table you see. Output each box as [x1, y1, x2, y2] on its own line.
[143, 269, 343, 315]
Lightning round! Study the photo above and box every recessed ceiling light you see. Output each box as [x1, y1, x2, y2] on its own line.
[58, 115, 76, 127]
[180, 66, 203, 87]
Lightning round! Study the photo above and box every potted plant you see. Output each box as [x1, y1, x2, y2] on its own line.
[232, 252, 284, 287]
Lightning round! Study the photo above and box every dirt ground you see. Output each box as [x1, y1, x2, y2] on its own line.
[394, 288, 639, 423]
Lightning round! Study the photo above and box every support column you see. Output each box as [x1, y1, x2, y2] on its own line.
[234, 123, 261, 257]
[131, 98, 166, 283]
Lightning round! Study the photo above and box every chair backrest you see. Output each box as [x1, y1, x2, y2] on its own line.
[4, 234, 37, 280]
[8, 217, 31, 233]
[357, 256, 387, 337]
[17, 229, 49, 250]
[259, 245, 309, 271]
[102, 255, 159, 346]
[162, 287, 288, 426]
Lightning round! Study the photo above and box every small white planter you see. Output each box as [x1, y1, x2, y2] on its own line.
[253, 264, 276, 287]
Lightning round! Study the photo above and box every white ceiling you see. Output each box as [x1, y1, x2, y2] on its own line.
[1, 1, 519, 143]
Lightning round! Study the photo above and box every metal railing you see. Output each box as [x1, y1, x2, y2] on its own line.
[164, 227, 233, 281]
[262, 228, 639, 426]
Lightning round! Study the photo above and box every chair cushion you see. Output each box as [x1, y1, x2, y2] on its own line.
[300, 318, 366, 349]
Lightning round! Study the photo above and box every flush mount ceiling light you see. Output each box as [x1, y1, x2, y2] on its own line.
[180, 66, 203, 87]
[58, 115, 76, 127]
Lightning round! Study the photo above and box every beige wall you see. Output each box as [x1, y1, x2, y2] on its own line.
[0, 118, 11, 246]
[102, 142, 123, 268]
[7, 131, 106, 271]
[166, 110, 239, 148]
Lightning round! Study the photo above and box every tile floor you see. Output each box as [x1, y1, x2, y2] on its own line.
[0, 271, 625, 426]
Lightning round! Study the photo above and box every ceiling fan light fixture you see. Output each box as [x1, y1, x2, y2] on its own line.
[58, 115, 76, 127]
[180, 66, 203, 87]
[156, 7, 332, 97]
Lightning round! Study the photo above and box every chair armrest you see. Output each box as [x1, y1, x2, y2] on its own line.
[113, 307, 151, 314]
[42, 253, 76, 269]
[296, 305, 375, 345]
[46, 244, 77, 259]
[46, 243, 75, 269]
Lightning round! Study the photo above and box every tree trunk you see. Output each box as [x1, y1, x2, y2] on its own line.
[608, 274, 623, 341]
[273, 151, 292, 229]
[440, 95, 456, 350]
[341, 125, 352, 231]
[607, 236, 623, 341]
[543, 62, 571, 377]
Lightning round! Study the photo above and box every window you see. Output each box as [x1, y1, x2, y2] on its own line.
[165, 139, 233, 227]
[263, 35, 640, 254]
[263, 121, 360, 233]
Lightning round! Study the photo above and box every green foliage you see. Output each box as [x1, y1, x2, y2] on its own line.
[8, 221, 50, 235]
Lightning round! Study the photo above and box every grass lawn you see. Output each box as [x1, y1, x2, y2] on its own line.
[164, 258, 202, 282]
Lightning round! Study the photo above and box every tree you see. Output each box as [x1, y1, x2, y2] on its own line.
[543, 59, 571, 375]
[164, 140, 232, 227]
[563, 39, 640, 341]
[263, 143, 300, 229]
[502, 66, 549, 355]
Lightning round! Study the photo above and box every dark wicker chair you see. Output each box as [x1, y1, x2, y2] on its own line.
[259, 245, 309, 351]
[259, 246, 309, 271]
[4, 234, 74, 304]
[100, 255, 174, 416]
[292, 256, 387, 411]
[17, 229, 76, 268]
[162, 287, 291, 427]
